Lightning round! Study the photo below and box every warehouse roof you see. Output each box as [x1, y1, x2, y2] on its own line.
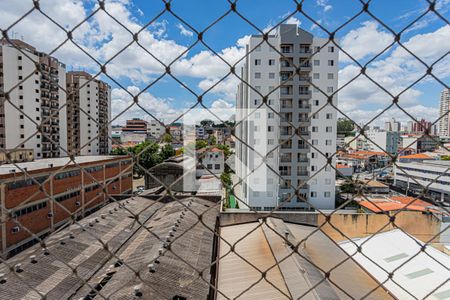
[339, 229, 450, 300]
[0, 155, 130, 176]
[218, 218, 394, 300]
[0, 196, 220, 299]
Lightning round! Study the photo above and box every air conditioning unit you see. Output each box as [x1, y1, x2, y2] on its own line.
[11, 226, 20, 233]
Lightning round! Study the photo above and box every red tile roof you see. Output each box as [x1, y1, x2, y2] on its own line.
[399, 153, 432, 160]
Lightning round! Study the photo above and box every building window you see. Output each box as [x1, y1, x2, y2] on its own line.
[269, 73, 275, 79]
[328, 46, 334, 53]
[254, 59, 261, 65]
[328, 60, 334, 66]
[327, 87, 334, 93]
[254, 99, 259, 105]
[313, 73, 320, 79]
[255, 86, 261, 92]
[312, 126, 318, 132]
[268, 112, 274, 119]
[312, 139, 318, 145]
[328, 73, 334, 79]
[313, 60, 320, 66]
[314, 46, 320, 53]
[311, 152, 316, 158]
[314, 100, 319, 106]
[326, 113, 332, 119]
[269, 59, 275, 65]
[310, 191, 317, 197]
[326, 139, 332, 145]
[325, 179, 332, 185]
[326, 126, 332, 132]
[255, 45, 261, 52]
[214, 164, 220, 169]
[324, 191, 331, 197]
[268, 126, 273, 132]
[255, 72, 261, 79]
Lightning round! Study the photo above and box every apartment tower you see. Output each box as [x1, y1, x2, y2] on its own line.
[236, 24, 338, 210]
[66, 71, 111, 155]
[0, 39, 67, 159]
[439, 88, 450, 137]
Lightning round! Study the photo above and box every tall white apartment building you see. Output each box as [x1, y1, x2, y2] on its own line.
[66, 71, 111, 155]
[0, 39, 67, 159]
[439, 88, 450, 137]
[236, 24, 338, 210]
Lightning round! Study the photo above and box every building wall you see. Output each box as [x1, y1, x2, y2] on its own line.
[318, 211, 442, 244]
[197, 150, 224, 176]
[0, 40, 67, 159]
[0, 156, 132, 254]
[236, 24, 337, 210]
[439, 89, 450, 137]
[66, 72, 111, 156]
[394, 161, 450, 198]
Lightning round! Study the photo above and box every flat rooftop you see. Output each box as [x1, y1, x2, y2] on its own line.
[0, 155, 129, 175]
[0, 196, 220, 299]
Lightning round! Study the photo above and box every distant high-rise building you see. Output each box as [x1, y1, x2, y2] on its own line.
[0, 39, 67, 159]
[66, 71, 111, 155]
[439, 88, 450, 137]
[385, 118, 401, 132]
[236, 24, 338, 210]
[412, 118, 431, 134]
[406, 121, 413, 133]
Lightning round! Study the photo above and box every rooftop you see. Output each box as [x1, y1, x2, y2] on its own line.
[357, 195, 448, 215]
[218, 218, 394, 299]
[0, 196, 219, 299]
[0, 155, 129, 176]
[340, 229, 450, 300]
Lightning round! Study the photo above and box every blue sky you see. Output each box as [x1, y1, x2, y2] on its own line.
[0, 0, 449, 126]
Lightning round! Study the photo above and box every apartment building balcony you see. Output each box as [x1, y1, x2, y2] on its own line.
[280, 140, 292, 149]
[298, 76, 311, 85]
[299, 91, 312, 99]
[298, 104, 311, 113]
[297, 170, 310, 177]
[279, 170, 292, 176]
[299, 63, 312, 72]
[297, 157, 309, 164]
[280, 153, 292, 163]
[298, 144, 309, 152]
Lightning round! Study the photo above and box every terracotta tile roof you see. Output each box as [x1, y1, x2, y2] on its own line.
[399, 153, 432, 160]
[358, 195, 445, 214]
[336, 164, 350, 169]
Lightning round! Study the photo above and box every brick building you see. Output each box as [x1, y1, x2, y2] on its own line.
[0, 155, 132, 256]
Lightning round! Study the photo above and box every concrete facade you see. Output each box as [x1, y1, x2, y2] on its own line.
[439, 88, 450, 137]
[0, 156, 132, 255]
[236, 24, 338, 210]
[66, 71, 111, 156]
[0, 39, 67, 159]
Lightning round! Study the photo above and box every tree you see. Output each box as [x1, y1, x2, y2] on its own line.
[208, 135, 216, 145]
[133, 141, 162, 176]
[216, 144, 232, 159]
[160, 144, 175, 160]
[195, 140, 208, 150]
[337, 118, 355, 136]
[200, 119, 215, 127]
[162, 133, 173, 143]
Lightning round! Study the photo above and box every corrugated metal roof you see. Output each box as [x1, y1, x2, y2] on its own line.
[339, 229, 450, 300]
[0, 196, 219, 300]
